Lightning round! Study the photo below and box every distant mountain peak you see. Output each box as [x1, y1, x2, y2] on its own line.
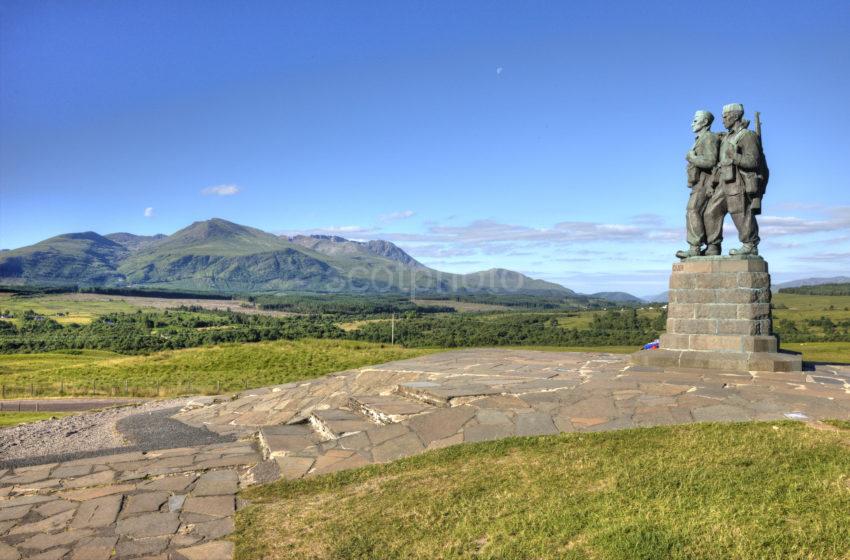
[56, 231, 120, 245]
[589, 291, 644, 303]
[174, 218, 251, 238]
[105, 232, 167, 252]
[289, 234, 426, 268]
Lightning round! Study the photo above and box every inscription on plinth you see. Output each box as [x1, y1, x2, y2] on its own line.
[632, 256, 801, 372]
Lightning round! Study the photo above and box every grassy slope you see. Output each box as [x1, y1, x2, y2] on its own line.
[0, 339, 434, 396]
[236, 421, 850, 560]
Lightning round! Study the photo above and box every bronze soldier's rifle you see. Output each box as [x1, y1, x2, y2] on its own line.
[751, 111, 766, 215]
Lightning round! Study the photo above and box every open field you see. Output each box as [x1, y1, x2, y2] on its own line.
[0, 339, 435, 398]
[782, 342, 850, 364]
[411, 299, 512, 313]
[0, 291, 139, 324]
[0, 291, 295, 325]
[0, 411, 71, 428]
[336, 319, 387, 332]
[557, 306, 665, 329]
[236, 421, 850, 560]
[772, 293, 850, 322]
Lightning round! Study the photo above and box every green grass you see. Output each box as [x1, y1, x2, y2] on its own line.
[773, 293, 850, 329]
[782, 342, 850, 364]
[824, 419, 850, 430]
[0, 412, 71, 428]
[0, 339, 435, 397]
[235, 422, 850, 560]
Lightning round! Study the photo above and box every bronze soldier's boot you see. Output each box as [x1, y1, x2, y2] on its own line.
[729, 244, 758, 256]
[703, 244, 721, 256]
[675, 245, 701, 260]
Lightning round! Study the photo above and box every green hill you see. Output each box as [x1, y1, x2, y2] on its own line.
[104, 232, 167, 252]
[0, 218, 575, 296]
[0, 232, 127, 285]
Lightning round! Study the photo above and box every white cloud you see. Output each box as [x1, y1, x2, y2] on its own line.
[278, 225, 381, 238]
[376, 206, 850, 257]
[202, 184, 240, 196]
[793, 252, 850, 262]
[378, 210, 415, 222]
[404, 244, 477, 258]
[143, 207, 154, 218]
[385, 219, 661, 247]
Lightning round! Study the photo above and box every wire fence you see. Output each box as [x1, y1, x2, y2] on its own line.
[0, 379, 256, 401]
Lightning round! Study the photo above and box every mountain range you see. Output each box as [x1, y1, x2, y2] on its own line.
[0, 218, 574, 296]
[773, 276, 850, 289]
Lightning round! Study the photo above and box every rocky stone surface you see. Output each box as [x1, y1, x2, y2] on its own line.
[0, 441, 259, 559]
[2, 348, 849, 558]
[177, 349, 850, 482]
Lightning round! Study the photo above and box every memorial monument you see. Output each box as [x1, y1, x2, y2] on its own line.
[632, 104, 802, 372]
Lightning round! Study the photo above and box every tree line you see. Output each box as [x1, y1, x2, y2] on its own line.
[0, 307, 343, 354]
[778, 283, 850, 296]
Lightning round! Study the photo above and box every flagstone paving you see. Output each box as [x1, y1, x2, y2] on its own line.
[2, 348, 850, 558]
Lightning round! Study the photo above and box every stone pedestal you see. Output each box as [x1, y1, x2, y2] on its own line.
[631, 256, 802, 372]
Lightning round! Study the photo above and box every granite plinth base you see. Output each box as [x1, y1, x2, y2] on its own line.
[631, 256, 802, 372]
[631, 348, 802, 372]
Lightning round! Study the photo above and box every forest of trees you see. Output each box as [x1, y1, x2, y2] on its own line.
[0, 307, 343, 354]
[2, 296, 846, 355]
[778, 283, 850, 296]
[248, 294, 455, 317]
[351, 308, 666, 348]
[0, 306, 666, 354]
[414, 293, 608, 310]
[774, 316, 850, 342]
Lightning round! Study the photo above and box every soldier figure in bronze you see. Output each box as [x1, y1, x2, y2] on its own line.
[702, 103, 768, 256]
[676, 110, 720, 259]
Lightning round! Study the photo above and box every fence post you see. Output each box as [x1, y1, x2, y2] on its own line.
[124, 380, 128, 395]
[217, 380, 221, 393]
[30, 383, 34, 397]
[1, 385, 4, 399]
[60, 379, 65, 395]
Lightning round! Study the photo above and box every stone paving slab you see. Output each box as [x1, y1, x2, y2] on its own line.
[3, 348, 850, 558]
[179, 349, 850, 479]
[1, 441, 260, 559]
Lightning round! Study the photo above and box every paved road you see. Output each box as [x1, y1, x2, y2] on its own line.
[0, 397, 148, 412]
[117, 406, 236, 451]
[2, 406, 235, 470]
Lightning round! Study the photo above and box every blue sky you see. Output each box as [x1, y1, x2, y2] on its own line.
[1, 0, 848, 295]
